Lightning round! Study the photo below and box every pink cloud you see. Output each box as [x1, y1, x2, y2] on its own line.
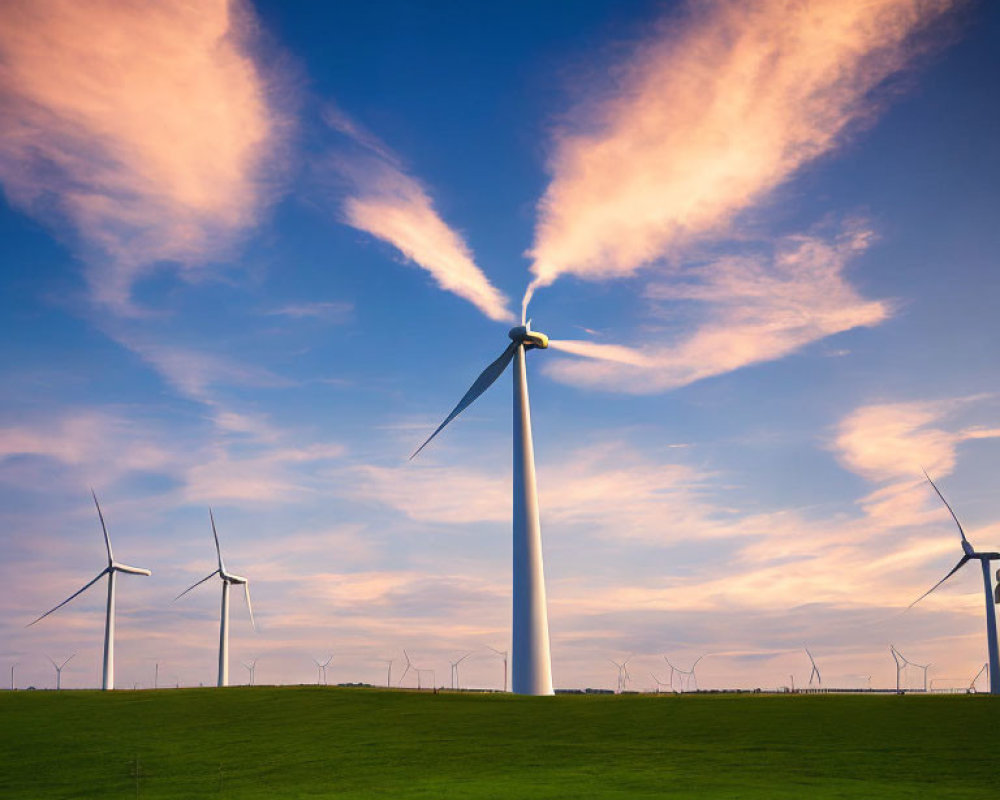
[326, 111, 513, 323]
[0, 0, 287, 312]
[527, 0, 955, 298]
[546, 226, 888, 393]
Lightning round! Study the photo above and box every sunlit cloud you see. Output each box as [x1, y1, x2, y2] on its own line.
[323, 108, 513, 322]
[546, 226, 888, 393]
[0, 0, 286, 313]
[526, 0, 955, 301]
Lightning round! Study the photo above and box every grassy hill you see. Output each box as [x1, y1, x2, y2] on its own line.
[0, 687, 995, 798]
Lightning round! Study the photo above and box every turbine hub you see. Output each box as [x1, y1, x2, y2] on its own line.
[508, 324, 549, 350]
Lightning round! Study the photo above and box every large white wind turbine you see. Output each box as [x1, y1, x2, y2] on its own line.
[412, 323, 553, 695]
[909, 472, 1000, 694]
[28, 491, 151, 690]
[47, 653, 75, 690]
[805, 647, 822, 687]
[174, 509, 255, 688]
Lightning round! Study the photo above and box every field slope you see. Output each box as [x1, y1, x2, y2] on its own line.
[0, 688, 995, 798]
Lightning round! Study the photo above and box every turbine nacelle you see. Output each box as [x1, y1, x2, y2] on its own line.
[508, 324, 549, 350]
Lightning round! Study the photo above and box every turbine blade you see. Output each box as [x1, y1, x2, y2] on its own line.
[908, 556, 971, 609]
[410, 341, 517, 459]
[92, 489, 113, 564]
[923, 470, 972, 547]
[113, 563, 151, 576]
[209, 508, 226, 572]
[174, 571, 220, 601]
[243, 582, 256, 631]
[27, 569, 109, 626]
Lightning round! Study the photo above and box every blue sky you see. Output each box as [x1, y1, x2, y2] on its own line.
[1, 0, 999, 693]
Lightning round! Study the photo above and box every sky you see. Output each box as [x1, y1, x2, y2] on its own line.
[1, 0, 999, 693]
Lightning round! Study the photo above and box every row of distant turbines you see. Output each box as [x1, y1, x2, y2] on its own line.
[22, 323, 1000, 695]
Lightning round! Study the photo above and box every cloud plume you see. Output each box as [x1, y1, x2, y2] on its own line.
[526, 0, 955, 302]
[546, 226, 888, 393]
[0, 0, 285, 312]
[325, 109, 513, 322]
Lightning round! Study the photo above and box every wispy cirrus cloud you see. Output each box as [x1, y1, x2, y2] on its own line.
[526, 0, 956, 301]
[0, 0, 287, 313]
[547, 225, 888, 393]
[323, 107, 514, 322]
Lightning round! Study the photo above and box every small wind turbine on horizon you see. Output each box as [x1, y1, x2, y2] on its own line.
[666, 656, 703, 692]
[28, 491, 151, 690]
[487, 646, 508, 693]
[174, 509, 256, 688]
[908, 471, 1000, 694]
[969, 662, 988, 692]
[242, 657, 257, 686]
[47, 653, 75, 690]
[610, 658, 631, 693]
[649, 672, 671, 694]
[381, 659, 393, 688]
[450, 652, 472, 690]
[805, 647, 822, 688]
[890, 644, 929, 692]
[313, 656, 333, 685]
[412, 322, 554, 695]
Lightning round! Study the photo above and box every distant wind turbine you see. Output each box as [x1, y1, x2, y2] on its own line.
[28, 491, 151, 690]
[47, 653, 75, 690]
[909, 472, 1000, 694]
[805, 647, 822, 687]
[487, 646, 508, 693]
[412, 323, 553, 695]
[890, 644, 929, 692]
[450, 652, 472, 690]
[313, 656, 333, 685]
[666, 656, 703, 692]
[242, 657, 257, 686]
[174, 509, 256, 688]
[381, 659, 393, 688]
[610, 658, 631, 693]
[969, 662, 988, 693]
[398, 650, 413, 688]
[649, 672, 670, 694]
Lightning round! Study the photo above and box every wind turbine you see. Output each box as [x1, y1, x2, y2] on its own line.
[398, 650, 413, 688]
[381, 659, 393, 688]
[412, 322, 553, 695]
[805, 647, 822, 688]
[313, 656, 333, 685]
[909, 472, 1000, 694]
[487, 646, 508, 692]
[662, 657, 676, 691]
[610, 658, 631, 693]
[890, 645, 929, 692]
[28, 491, 151, 690]
[649, 672, 670, 694]
[969, 662, 988, 693]
[242, 657, 257, 686]
[47, 653, 75, 690]
[10, 663, 16, 691]
[666, 656, 703, 692]
[174, 509, 255, 688]
[450, 652, 472, 690]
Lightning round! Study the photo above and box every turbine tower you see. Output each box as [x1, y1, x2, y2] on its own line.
[175, 509, 255, 688]
[413, 323, 553, 695]
[28, 491, 151, 690]
[805, 647, 822, 687]
[47, 653, 75, 690]
[909, 472, 1000, 694]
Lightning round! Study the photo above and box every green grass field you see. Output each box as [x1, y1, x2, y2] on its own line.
[1, 687, 995, 798]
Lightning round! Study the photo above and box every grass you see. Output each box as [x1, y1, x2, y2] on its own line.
[0, 687, 996, 798]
